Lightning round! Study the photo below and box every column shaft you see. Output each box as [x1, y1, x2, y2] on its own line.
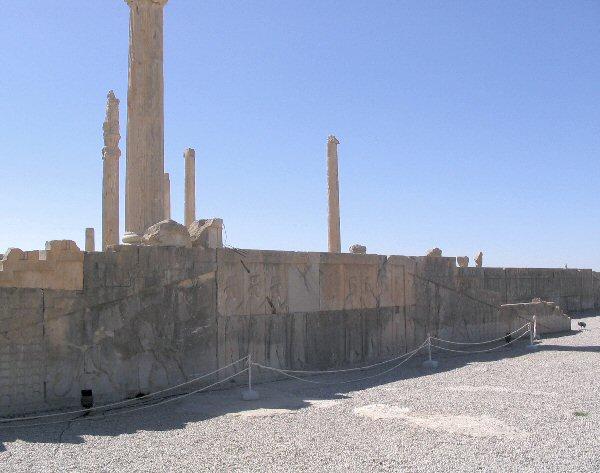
[85, 228, 95, 252]
[125, 0, 168, 235]
[184, 148, 196, 226]
[163, 172, 171, 220]
[102, 90, 121, 250]
[327, 135, 341, 253]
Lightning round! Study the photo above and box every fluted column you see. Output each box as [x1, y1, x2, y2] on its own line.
[102, 90, 121, 250]
[124, 0, 168, 236]
[163, 172, 171, 220]
[184, 148, 196, 226]
[327, 135, 341, 253]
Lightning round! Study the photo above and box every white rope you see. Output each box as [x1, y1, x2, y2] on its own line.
[430, 330, 531, 354]
[255, 343, 428, 375]
[1, 368, 249, 430]
[254, 340, 428, 385]
[430, 323, 530, 345]
[0, 356, 248, 423]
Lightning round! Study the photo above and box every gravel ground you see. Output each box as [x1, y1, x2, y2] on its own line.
[1, 315, 598, 472]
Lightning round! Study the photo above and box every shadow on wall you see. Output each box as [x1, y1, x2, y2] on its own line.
[0, 329, 595, 452]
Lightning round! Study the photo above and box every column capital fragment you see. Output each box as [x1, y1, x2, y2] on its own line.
[125, 0, 168, 7]
[327, 135, 340, 145]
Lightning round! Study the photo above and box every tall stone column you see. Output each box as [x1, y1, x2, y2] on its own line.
[102, 90, 121, 250]
[327, 135, 341, 253]
[85, 228, 95, 252]
[124, 0, 168, 237]
[184, 148, 196, 226]
[163, 172, 171, 220]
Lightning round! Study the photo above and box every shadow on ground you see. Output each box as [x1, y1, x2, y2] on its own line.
[0, 316, 597, 451]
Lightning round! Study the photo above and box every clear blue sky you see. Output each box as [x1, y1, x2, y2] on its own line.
[1, 1, 598, 269]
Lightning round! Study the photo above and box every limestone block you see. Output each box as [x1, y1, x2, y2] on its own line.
[0, 241, 83, 290]
[141, 220, 191, 248]
[188, 218, 223, 249]
[427, 247, 442, 257]
[349, 244, 367, 254]
[287, 253, 320, 313]
[457, 256, 469, 268]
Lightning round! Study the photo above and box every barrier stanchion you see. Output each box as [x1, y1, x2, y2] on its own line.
[422, 333, 439, 369]
[527, 322, 539, 350]
[241, 353, 260, 400]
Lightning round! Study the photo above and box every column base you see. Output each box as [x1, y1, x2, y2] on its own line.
[241, 389, 260, 401]
[122, 232, 142, 245]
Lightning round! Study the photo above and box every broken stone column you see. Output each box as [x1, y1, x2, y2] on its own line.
[163, 172, 171, 220]
[457, 256, 469, 268]
[124, 0, 168, 237]
[184, 148, 196, 227]
[102, 90, 121, 250]
[349, 244, 367, 254]
[327, 135, 341, 253]
[189, 219, 224, 249]
[85, 228, 95, 252]
[475, 251, 483, 267]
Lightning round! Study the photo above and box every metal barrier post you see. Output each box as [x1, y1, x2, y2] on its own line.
[527, 321, 539, 350]
[242, 353, 260, 400]
[422, 333, 439, 369]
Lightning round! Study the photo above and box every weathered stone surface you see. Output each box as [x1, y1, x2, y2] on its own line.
[427, 247, 442, 257]
[85, 228, 95, 252]
[189, 218, 223, 249]
[163, 172, 170, 220]
[141, 219, 191, 247]
[102, 90, 121, 250]
[1, 245, 594, 416]
[124, 0, 168, 236]
[184, 148, 196, 227]
[349, 244, 367, 254]
[327, 135, 341, 253]
[475, 251, 483, 267]
[457, 256, 469, 267]
[0, 241, 83, 290]
[122, 232, 142, 245]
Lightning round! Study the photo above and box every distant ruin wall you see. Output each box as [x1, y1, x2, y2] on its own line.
[0, 247, 590, 416]
[0, 240, 83, 291]
[457, 267, 596, 313]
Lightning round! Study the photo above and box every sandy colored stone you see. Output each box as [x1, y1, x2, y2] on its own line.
[457, 256, 469, 268]
[184, 148, 196, 227]
[349, 244, 367, 254]
[85, 228, 95, 252]
[124, 0, 168, 236]
[163, 172, 171, 220]
[0, 240, 83, 290]
[475, 251, 483, 267]
[102, 90, 121, 250]
[189, 218, 223, 249]
[327, 135, 341, 253]
[141, 219, 191, 247]
[427, 247, 442, 257]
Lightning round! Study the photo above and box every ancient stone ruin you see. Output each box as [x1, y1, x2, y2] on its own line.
[1, 0, 598, 417]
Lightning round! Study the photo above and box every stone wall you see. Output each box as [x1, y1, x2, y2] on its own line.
[457, 267, 596, 313]
[0, 246, 591, 416]
[0, 240, 83, 291]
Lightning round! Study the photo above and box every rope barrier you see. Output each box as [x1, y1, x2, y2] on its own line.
[1, 323, 539, 428]
[0, 356, 248, 424]
[430, 323, 529, 345]
[430, 330, 531, 354]
[253, 344, 428, 375]
[253, 340, 428, 386]
[1, 367, 249, 430]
